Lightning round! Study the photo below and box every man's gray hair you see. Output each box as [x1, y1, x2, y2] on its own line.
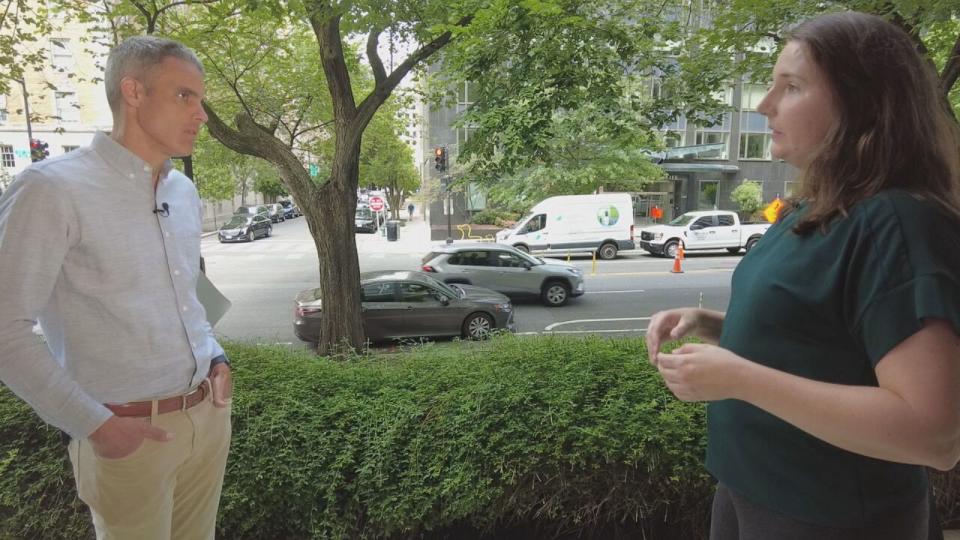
[104, 36, 204, 114]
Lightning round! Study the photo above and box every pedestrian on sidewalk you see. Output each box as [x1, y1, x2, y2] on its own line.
[407, 202, 415, 220]
[0, 36, 232, 539]
[646, 12, 959, 540]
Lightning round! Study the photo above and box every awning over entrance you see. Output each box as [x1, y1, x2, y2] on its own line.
[662, 162, 740, 174]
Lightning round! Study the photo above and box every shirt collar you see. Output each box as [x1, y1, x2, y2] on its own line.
[90, 132, 175, 183]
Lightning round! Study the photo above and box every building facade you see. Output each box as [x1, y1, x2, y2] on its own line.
[423, 76, 798, 236]
[0, 18, 113, 179]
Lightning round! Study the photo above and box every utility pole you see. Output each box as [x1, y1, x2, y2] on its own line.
[444, 175, 453, 244]
[17, 78, 33, 150]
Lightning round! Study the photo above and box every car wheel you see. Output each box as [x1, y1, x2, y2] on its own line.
[726, 247, 741, 255]
[247, 230, 255, 242]
[598, 242, 618, 260]
[541, 280, 570, 307]
[462, 312, 494, 340]
[513, 244, 529, 254]
[218, 238, 225, 243]
[745, 237, 759, 253]
[664, 240, 679, 258]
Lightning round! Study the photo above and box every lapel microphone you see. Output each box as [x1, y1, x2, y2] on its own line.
[153, 202, 170, 217]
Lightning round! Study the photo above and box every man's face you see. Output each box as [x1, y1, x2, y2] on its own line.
[134, 56, 207, 159]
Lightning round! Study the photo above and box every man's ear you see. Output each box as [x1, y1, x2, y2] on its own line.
[118, 77, 142, 108]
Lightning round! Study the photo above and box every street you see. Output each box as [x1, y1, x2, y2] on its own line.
[202, 216, 738, 346]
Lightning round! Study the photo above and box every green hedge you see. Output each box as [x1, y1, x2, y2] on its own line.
[1, 336, 957, 539]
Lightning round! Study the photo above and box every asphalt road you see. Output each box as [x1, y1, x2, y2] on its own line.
[202, 216, 739, 346]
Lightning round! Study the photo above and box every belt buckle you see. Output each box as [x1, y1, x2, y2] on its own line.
[180, 393, 189, 411]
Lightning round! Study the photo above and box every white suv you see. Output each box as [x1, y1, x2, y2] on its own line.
[421, 242, 585, 307]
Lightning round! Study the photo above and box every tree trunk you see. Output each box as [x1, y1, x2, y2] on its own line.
[304, 139, 364, 355]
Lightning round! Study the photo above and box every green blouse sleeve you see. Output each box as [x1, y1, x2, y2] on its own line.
[850, 193, 960, 365]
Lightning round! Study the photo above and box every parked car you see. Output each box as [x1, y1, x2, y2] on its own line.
[218, 214, 272, 243]
[495, 193, 635, 260]
[355, 205, 379, 233]
[421, 242, 585, 307]
[639, 210, 770, 257]
[293, 270, 515, 343]
[234, 205, 269, 219]
[265, 203, 286, 223]
[279, 200, 300, 219]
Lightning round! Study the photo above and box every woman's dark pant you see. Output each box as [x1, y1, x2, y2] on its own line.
[709, 483, 931, 540]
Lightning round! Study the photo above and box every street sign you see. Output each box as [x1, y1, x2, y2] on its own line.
[368, 196, 384, 212]
[309, 163, 319, 177]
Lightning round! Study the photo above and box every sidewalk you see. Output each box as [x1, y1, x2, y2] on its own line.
[354, 211, 437, 255]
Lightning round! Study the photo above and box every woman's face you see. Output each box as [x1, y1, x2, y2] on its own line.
[757, 41, 839, 169]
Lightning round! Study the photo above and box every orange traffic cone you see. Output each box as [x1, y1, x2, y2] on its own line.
[671, 245, 685, 273]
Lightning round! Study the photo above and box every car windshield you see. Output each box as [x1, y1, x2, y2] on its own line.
[427, 277, 460, 298]
[279, 201, 292, 208]
[668, 214, 696, 226]
[356, 207, 373, 218]
[223, 216, 249, 228]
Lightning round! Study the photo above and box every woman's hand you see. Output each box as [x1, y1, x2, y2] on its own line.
[645, 308, 724, 365]
[655, 343, 751, 402]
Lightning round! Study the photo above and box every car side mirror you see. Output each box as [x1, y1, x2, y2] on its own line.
[438, 295, 450, 305]
[523, 262, 532, 270]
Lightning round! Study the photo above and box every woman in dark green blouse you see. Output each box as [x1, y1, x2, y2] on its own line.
[646, 12, 960, 539]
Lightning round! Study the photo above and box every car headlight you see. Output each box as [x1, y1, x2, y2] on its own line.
[653, 232, 663, 240]
[494, 302, 512, 312]
[565, 267, 582, 276]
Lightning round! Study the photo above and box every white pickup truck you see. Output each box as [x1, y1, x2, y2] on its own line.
[639, 210, 770, 257]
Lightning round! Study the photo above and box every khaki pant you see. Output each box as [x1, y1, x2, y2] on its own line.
[68, 392, 231, 540]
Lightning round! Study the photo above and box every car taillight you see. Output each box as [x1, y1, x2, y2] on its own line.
[630, 224, 634, 241]
[421, 265, 436, 272]
[296, 306, 321, 317]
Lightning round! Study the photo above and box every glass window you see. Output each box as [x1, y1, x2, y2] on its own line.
[784, 181, 799, 197]
[54, 92, 79, 123]
[692, 216, 715, 229]
[50, 38, 73, 70]
[494, 252, 526, 268]
[739, 133, 771, 160]
[451, 250, 490, 266]
[741, 83, 768, 110]
[521, 214, 546, 234]
[399, 282, 434, 303]
[1, 144, 14, 167]
[718, 214, 735, 226]
[694, 131, 728, 159]
[698, 181, 719, 210]
[739, 111, 771, 160]
[361, 283, 395, 302]
[741, 111, 768, 132]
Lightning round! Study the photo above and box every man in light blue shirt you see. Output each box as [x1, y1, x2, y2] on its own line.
[0, 36, 232, 539]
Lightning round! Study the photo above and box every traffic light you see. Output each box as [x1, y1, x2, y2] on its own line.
[434, 147, 447, 172]
[30, 138, 49, 162]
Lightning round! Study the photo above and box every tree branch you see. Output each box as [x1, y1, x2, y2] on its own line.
[941, 34, 960, 98]
[355, 15, 473, 130]
[367, 28, 386, 86]
[308, 5, 357, 124]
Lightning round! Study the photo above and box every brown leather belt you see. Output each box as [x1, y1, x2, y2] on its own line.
[105, 380, 210, 418]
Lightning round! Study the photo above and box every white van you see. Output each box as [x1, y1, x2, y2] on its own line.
[495, 193, 635, 259]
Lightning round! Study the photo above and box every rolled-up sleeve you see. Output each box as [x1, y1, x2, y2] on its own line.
[0, 172, 112, 438]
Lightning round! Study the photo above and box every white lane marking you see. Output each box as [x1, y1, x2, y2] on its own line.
[584, 289, 645, 294]
[544, 317, 651, 331]
[516, 328, 648, 335]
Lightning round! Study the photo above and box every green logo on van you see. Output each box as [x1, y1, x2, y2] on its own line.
[597, 206, 620, 227]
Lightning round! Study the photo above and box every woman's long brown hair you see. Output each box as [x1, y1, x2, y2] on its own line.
[781, 12, 960, 234]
